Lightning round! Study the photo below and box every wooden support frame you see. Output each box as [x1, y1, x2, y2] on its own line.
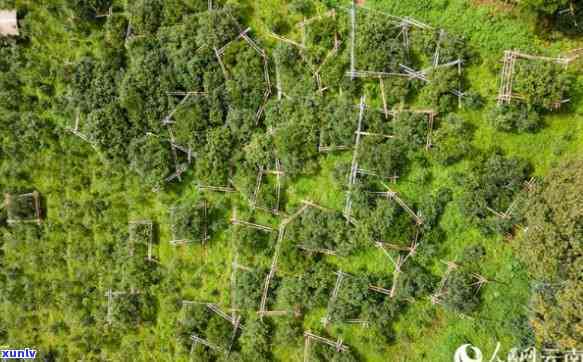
[230, 207, 275, 233]
[155, 92, 204, 190]
[400, 63, 465, 103]
[216, 27, 252, 56]
[345, 4, 433, 81]
[169, 201, 210, 246]
[182, 301, 244, 355]
[318, 122, 353, 153]
[486, 194, 521, 221]
[349, 0, 356, 79]
[271, 15, 341, 94]
[379, 183, 424, 225]
[250, 161, 285, 214]
[497, 49, 576, 107]
[274, 159, 283, 214]
[344, 95, 366, 219]
[104, 288, 141, 324]
[266, 31, 306, 49]
[65, 110, 101, 152]
[322, 270, 350, 326]
[191, 334, 223, 352]
[259, 224, 285, 318]
[128, 220, 154, 261]
[304, 330, 349, 362]
[197, 184, 237, 193]
[298, 244, 338, 256]
[469, 273, 490, 294]
[275, 55, 284, 100]
[258, 203, 310, 318]
[365, 108, 436, 149]
[4, 191, 42, 225]
[104, 289, 126, 324]
[230, 218, 275, 233]
[368, 285, 392, 296]
[256, 309, 294, 317]
[214, 47, 230, 80]
[290, 200, 350, 257]
[374, 226, 421, 298]
[375, 244, 406, 298]
[430, 260, 459, 305]
[357, 168, 399, 184]
[213, 26, 272, 124]
[344, 104, 435, 219]
[297, 9, 336, 28]
[346, 70, 410, 79]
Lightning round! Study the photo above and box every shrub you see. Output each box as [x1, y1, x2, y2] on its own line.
[488, 104, 542, 133]
[515, 159, 583, 348]
[432, 114, 473, 165]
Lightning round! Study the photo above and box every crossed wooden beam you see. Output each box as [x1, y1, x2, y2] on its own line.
[304, 330, 349, 362]
[497, 50, 577, 107]
[182, 301, 243, 355]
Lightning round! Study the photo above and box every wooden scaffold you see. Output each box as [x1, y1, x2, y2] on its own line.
[4, 191, 42, 225]
[377, 183, 424, 226]
[366, 187, 423, 299]
[344, 102, 434, 219]
[320, 269, 394, 325]
[258, 203, 310, 319]
[400, 62, 466, 107]
[250, 159, 285, 215]
[318, 113, 353, 153]
[65, 110, 100, 152]
[374, 230, 419, 298]
[128, 220, 155, 262]
[344, 95, 367, 219]
[364, 108, 436, 150]
[486, 175, 536, 224]
[295, 199, 352, 256]
[496, 49, 581, 108]
[214, 26, 272, 123]
[344, 2, 432, 81]
[169, 200, 210, 246]
[158, 91, 207, 187]
[304, 330, 350, 362]
[104, 288, 141, 324]
[430, 260, 459, 305]
[182, 301, 244, 355]
[197, 184, 237, 193]
[322, 270, 350, 326]
[230, 207, 276, 233]
[269, 11, 342, 94]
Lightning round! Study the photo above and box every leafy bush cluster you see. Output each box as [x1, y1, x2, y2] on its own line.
[515, 159, 583, 349]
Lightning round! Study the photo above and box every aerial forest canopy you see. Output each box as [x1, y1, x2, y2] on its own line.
[515, 159, 583, 349]
[0, 0, 582, 361]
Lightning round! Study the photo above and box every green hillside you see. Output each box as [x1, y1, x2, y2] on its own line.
[0, 0, 581, 361]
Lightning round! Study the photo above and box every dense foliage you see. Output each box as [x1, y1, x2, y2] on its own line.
[458, 150, 531, 234]
[0, 0, 580, 361]
[515, 159, 583, 349]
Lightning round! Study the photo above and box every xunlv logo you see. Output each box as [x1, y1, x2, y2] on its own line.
[1, 348, 37, 359]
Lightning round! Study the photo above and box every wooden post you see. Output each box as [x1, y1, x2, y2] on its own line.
[350, 0, 356, 79]
[323, 271, 349, 326]
[380, 78, 389, 119]
[259, 224, 286, 318]
[344, 95, 366, 218]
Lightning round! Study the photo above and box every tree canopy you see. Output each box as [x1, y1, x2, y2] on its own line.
[515, 158, 583, 349]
